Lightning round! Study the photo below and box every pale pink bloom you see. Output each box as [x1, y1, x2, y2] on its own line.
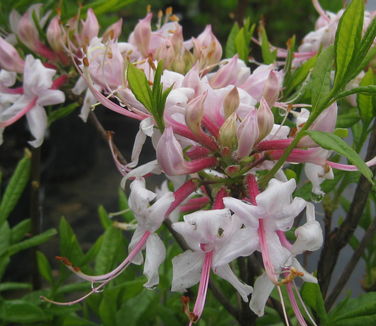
[236, 109, 259, 158]
[128, 13, 152, 57]
[193, 25, 222, 68]
[0, 37, 25, 73]
[0, 55, 65, 147]
[172, 209, 255, 324]
[102, 19, 123, 41]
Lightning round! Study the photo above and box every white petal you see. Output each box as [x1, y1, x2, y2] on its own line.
[214, 264, 253, 302]
[147, 192, 174, 232]
[120, 160, 161, 189]
[249, 272, 275, 317]
[213, 227, 258, 267]
[26, 104, 47, 148]
[291, 258, 317, 283]
[223, 197, 261, 227]
[79, 89, 97, 122]
[72, 76, 88, 95]
[143, 234, 166, 288]
[171, 250, 204, 292]
[128, 227, 145, 265]
[37, 89, 65, 106]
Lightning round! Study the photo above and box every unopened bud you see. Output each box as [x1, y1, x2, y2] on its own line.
[103, 19, 123, 42]
[185, 93, 206, 135]
[81, 8, 99, 46]
[263, 70, 280, 107]
[0, 37, 24, 73]
[219, 113, 238, 149]
[236, 110, 259, 158]
[47, 16, 65, 53]
[257, 98, 274, 141]
[223, 87, 239, 119]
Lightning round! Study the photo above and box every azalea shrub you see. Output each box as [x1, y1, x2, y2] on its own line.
[0, 0, 376, 325]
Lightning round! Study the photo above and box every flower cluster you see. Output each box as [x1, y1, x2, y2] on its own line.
[1, 1, 375, 325]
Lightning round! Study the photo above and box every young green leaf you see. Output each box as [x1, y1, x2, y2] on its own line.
[225, 23, 240, 58]
[0, 151, 31, 227]
[259, 24, 277, 64]
[0, 300, 49, 323]
[311, 46, 334, 111]
[36, 250, 53, 283]
[0, 282, 32, 292]
[333, 0, 364, 90]
[335, 85, 376, 101]
[305, 130, 374, 184]
[59, 217, 85, 264]
[98, 205, 112, 229]
[301, 282, 328, 323]
[10, 219, 31, 243]
[48, 103, 78, 126]
[127, 62, 153, 110]
[357, 69, 374, 126]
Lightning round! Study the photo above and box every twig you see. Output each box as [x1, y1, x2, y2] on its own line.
[318, 119, 376, 296]
[325, 217, 376, 310]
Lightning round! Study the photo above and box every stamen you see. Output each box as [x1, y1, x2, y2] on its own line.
[293, 281, 318, 326]
[276, 285, 291, 326]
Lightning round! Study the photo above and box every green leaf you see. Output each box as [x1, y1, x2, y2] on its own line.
[336, 110, 360, 128]
[36, 250, 53, 283]
[0, 300, 49, 323]
[333, 0, 364, 90]
[225, 23, 240, 58]
[0, 151, 31, 226]
[95, 226, 123, 274]
[127, 63, 153, 110]
[333, 128, 348, 138]
[5, 228, 57, 256]
[59, 217, 85, 265]
[99, 290, 117, 326]
[306, 131, 374, 184]
[81, 0, 136, 15]
[259, 24, 277, 64]
[357, 69, 374, 125]
[10, 218, 31, 243]
[311, 46, 334, 111]
[301, 282, 328, 323]
[98, 205, 112, 229]
[0, 282, 32, 292]
[328, 292, 376, 326]
[285, 55, 317, 96]
[48, 103, 78, 126]
[335, 85, 376, 100]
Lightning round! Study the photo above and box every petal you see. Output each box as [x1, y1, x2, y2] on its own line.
[214, 264, 253, 302]
[249, 272, 275, 317]
[120, 160, 162, 189]
[291, 258, 318, 283]
[147, 192, 175, 232]
[213, 227, 258, 267]
[128, 227, 145, 265]
[143, 234, 166, 288]
[171, 250, 204, 292]
[37, 89, 65, 106]
[26, 104, 47, 148]
[223, 197, 261, 227]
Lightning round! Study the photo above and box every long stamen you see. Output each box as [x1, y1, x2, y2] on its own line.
[41, 231, 151, 305]
[189, 251, 213, 325]
[293, 281, 318, 326]
[286, 282, 308, 326]
[276, 285, 291, 326]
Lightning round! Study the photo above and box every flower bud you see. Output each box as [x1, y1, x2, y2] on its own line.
[129, 13, 152, 57]
[81, 8, 99, 46]
[223, 87, 240, 119]
[219, 112, 238, 149]
[17, 9, 40, 51]
[0, 37, 24, 73]
[262, 70, 280, 107]
[103, 19, 123, 42]
[236, 109, 259, 158]
[185, 93, 206, 136]
[193, 25, 222, 67]
[257, 98, 274, 141]
[209, 56, 246, 89]
[47, 16, 65, 53]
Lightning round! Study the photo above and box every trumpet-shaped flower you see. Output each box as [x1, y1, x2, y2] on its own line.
[0, 55, 65, 147]
[172, 209, 255, 324]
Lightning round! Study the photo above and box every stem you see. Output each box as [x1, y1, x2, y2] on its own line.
[30, 146, 41, 290]
[325, 217, 376, 310]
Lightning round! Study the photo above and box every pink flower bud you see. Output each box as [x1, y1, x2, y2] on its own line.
[236, 110, 259, 158]
[103, 19, 123, 42]
[185, 93, 206, 136]
[0, 37, 24, 73]
[17, 9, 40, 51]
[156, 127, 217, 175]
[223, 87, 240, 118]
[257, 98, 274, 141]
[262, 70, 280, 107]
[219, 113, 238, 149]
[129, 13, 152, 57]
[47, 16, 65, 54]
[81, 8, 99, 46]
[193, 25, 222, 67]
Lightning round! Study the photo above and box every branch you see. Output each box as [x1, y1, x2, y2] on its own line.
[318, 118, 376, 296]
[325, 216, 376, 309]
